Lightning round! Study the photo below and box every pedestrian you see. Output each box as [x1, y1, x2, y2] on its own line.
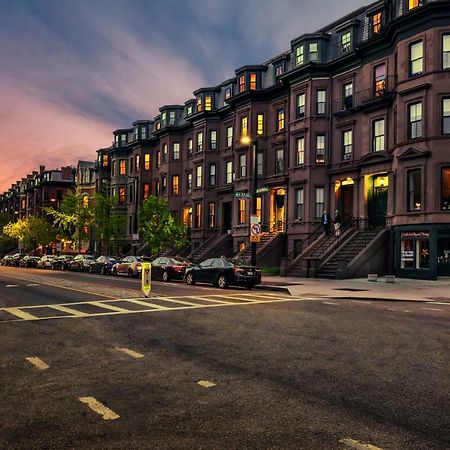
[322, 209, 331, 235]
[334, 210, 341, 236]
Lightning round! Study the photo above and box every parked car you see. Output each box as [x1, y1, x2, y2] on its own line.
[112, 256, 152, 277]
[51, 255, 74, 271]
[19, 255, 41, 268]
[68, 255, 96, 272]
[89, 256, 118, 275]
[1, 255, 15, 266]
[151, 256, 192, 282]
[37, 255, 56, 269]
[184, 257, 261, 289]
[11, 253, 28, 267]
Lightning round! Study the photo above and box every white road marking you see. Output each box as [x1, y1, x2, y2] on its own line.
[79, 397, 119, 420]
[387, 308, 397, 311]
[432, 302, 450, 306]
[5, 284, 19, 288]
[197, 380, 216, 388]
[350, 300, 372, 304]
[115, 347, 144, 359]
[421, 307, 443, 312]
[340, 438, 383, 450]
[26, 357, 49, 370]
[322, 301, 340, 305]
[27, 284, 40, 287]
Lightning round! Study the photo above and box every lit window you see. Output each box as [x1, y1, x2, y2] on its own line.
[296, 137, 305, 165]
[172, 175, 179, 195]
[410, 41, 423, 76]
[309, 42, 318, 62]
[112, 160, 116, 176]
[161, 111, 167, 127]
[135, 154, 140, 171]
[226, 161, 233, 184]
[205, 95, 212, 111]
[275, 148, 284, 174]
[187, 172, 192, 194]
[173, 143, 180, 160]
[156, 151, 160, 168]
[257, 114, 264, 135]
[187, 105, 193, 116]
[239, 153, 246, 178]
[225, 87, 232, 100]
[343, 82, 353, 109]
[341, 32, 351, 53]
[144, 154, 150, 170]
[209, 164, 216, 186]
[169, 111, 176, 125]
[241, 116, 248, 137]
[317, 90, 326, 114]
[315, 187, 324, 219]
[373, 119, 385, 151]
[407, 169, 421, 211]
[162, 143, 167, 162]
[238, 199, 246, 224]
[197, 132, 203, 152]
[408, 102, 422, 139]
[102, 154, 109, 167]
[196, 97, 202, 112]
[296, 93, 305, 118]
[239, 75, 245, 93]
[143, 183, 150, 200]
[295, 45, 304, 65]
[156, 122, 161, 130]
[441, 167, 450, 210]
[249, 73, 257, 90]
[183, 207, 193, 228]
[187, 138, 193, 156]
[257, 152, 263, 176]
[119, 187, 126, 203]
[210, 130, 217, 150]
[119, 159, 126, 175]
[374, 63, 386, 96]
[227, 126, 233, 147]
[342, 130, 352, 160]
[276, 109, 285, 131]
[208, 203, 215, 227]
[443, 98, 450, 134]
[316, 135, 326, 164]
[373, 12, 382, 34]
[443, 34, 450, 69]
[408, 0, 420, 11]
[195, 203, 202, 228]
[196, 165, 202, 188]
[295, 187, 304, 220]
[256, 196, 262, 223]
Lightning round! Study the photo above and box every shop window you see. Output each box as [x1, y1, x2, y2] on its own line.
[407, 169, 421, 211]
[400, 232, 430, 269]
[442, 167, 450, 210]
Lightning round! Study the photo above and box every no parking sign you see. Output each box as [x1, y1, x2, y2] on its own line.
[250, 223, 261, 243]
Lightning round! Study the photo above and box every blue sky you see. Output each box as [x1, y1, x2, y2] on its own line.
[0, 0, 366, 190]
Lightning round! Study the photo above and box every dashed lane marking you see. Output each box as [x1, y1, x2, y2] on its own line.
[79, 397, 119, 420]
[115, 347, 144, 359]
[26, 356, 49, 370]
[322, 301, 340, 306]
[421, 307, 444, 312]
[340, 437, 383, 449]
[350, 300, 372, 304]
[27, 284, 40, 287]
[5, 285, 19, 288]
[197, 380, 216, 388]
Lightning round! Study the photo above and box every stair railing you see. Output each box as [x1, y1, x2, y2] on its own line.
[187, 228, 221, 260]
[234, 221, 281, 258]
[288, 223, 324, 261]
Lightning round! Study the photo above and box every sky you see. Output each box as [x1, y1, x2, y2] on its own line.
[0, 0, 366, 192]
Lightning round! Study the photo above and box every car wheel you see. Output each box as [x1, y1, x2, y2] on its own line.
[162, 271, 169, 282]
[100, 266, 105, 275]
[217, 275, 228, 289]
[128, 269, 133, 278]
[186, 272, 195, 285]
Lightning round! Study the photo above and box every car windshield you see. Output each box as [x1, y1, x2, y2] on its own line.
[84, 255, 95, 260]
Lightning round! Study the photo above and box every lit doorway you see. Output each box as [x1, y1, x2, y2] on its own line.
[270, 188, 285, 232]
[368, 174, 388, 227]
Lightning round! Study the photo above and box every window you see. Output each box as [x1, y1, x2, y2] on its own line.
[196, 165, 202, 188]
[443, 98, 450, 134]
[296, 137, 305, 165]
[119, 187, 126, 203]
[239, 153, 246, 178]
[196, 97, 202, 112]
[401, 237, 429, 269]
[226, 161, 233, 184]
[161, 112, 167, 127]
[227, 126, 233, 147]
[172, 175, 179, 195]
[205, 95, 212, 111]
[156, 151, 160, 168]
[257, 114, 264, 135]
[249, 73, 257, 90]
[209, 164, 216, 186]
[135, 154, 140, 171]
[169, 111, 176, 125]
[275, 148, 284, 174]
[144, 154, 150, 170]
[408, 0, 420, 11]
[315, 187, 324, 219]
[342, 130, 352, 160]
[197, 132, 203, 152]
[208, 203, 215, 227]
[195, 203, 202, 228]
[295, 187, 304, 220]
[441, 167, 450, 210]
[276, 108, 285, 131]
[296, 93, 305, 118]
[309, 42, 318, 62]
[239, 75, 245, 93]
[443, 34, 450, 69]
[374, 63, 386, 97]
[341, 31, 351, 53]
[343, 82, 353, 109]
[410, 41, 423, 76]
[209, 130, 217, 150]
[275, 65, 284, 77]
[187, 138, 193, 156]
[317, 90, 326, 114]
[295, 45, 304, 66]
[187, 172, 192, 194]
[225, 87, 232, 100]
[173, 143, 180, 160]
[408, 102, 422, 139]
[256, 197, 262, 223]
[407, 169, 421, 211]
[316, 135, 326, 164]
[130, 157, 134, 173]
[373, 118, 385, 151]
[372, 12, 382, 34]
[162, 144, 168, 162]
[241, 116, 248, 137]
[238, 199, 246, 224]
[161, 175, 167, 195]
[102, 154, 109, 167]
[140, 127, 147, 139]
[186, 105, 193, 116]
[155, 122, 161, 130]
[183, 207, 193, 228]
[143, 183, 150, 200]
[257, 152, 264, 176]
[119, 159, 126, 175]
[112, 160, 116, 176]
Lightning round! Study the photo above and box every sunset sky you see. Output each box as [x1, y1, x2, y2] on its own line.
[0, 0, 365, 192]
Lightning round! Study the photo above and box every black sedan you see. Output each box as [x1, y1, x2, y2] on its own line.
[89, 256, 118, 275]
[19, 255, 41, 268]
[51, 255, 73, 271]
[184, 258, 261, 289]
[151, 257, 192, 282]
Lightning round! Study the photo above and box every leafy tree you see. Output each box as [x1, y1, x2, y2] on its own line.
[138, 196, 188, 256]
[0, 214, 15, 254]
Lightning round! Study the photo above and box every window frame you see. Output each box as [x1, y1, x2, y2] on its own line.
[316, 90, 326, 115]
[408, 101, 423, 140]
[407, 169, 422, 212]
[276, 108, 285, 132]
[296, 92, 306, 118]
[372, 118, 385, 152]
[295, 187, 304, 221]
[315, 134, 326, 164]
[443, 97, 450, 135]
[409, 40, 424, 77]
[296, 136, 305, 166]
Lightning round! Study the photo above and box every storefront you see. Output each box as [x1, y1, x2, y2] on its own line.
[395, 225, 450, 279]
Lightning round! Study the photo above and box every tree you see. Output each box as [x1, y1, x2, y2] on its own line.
[138, 196, 188, 256]
[0, 214, 15, 254]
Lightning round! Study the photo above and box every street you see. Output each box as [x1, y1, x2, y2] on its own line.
[0, 266, 449, 450]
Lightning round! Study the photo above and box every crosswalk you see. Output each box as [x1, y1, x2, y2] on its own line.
[0, 292, 309, 323]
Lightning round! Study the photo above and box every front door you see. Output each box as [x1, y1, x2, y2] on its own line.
[340, 185, 353, 222]
[222, 202, 232, 234]
[368, 175, 388, 227]
[437, 238, 450, 276]
[271, 188, 285, 231]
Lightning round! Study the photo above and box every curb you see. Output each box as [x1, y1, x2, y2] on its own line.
[254, 284, 291, 294]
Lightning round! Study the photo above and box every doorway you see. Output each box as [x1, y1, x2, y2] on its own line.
[438, 238, 450, 276]
[368, 175, 388, 227]
[340, 185, 353, 222]
[270, 188, 285, 232]
[222, 202, 232, 234]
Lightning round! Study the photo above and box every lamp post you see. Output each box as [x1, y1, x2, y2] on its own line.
[241, 135, 258, 267]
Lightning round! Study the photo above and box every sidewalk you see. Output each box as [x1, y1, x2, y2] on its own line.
[258, 275, 450, 303]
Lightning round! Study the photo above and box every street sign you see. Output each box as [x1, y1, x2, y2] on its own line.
[141, 263, 152, 297]
[132, 233, 140, 244]
[256, 186, 269, 194]
[250, 223, 261, 243]
[235, 192, 252, 199]
[250, 214, 259, 225]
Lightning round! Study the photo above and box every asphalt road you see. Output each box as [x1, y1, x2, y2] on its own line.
[0, 266, 449, 449]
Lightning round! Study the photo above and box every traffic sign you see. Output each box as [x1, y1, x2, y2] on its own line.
[235, 192, 252, 199]
[250, 223, 261, 243]
[141, 263, 152, 297]
[256, 186, 269, 194]
[250, 214, 259, 225]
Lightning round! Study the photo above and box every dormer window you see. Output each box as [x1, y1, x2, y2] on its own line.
[340, 31, 351, 54]
[239, 75, 245, 93]
[169, 111, 176, 125]
[156, 122, 161, 130]
[408, 0, 421, 11]
[161, 111, 167, 127]
[295, 44, 304, 66]
[275, 65, 284, 77]
[224, 87, 232, 100]
[102, 154, 109, 167]
[196, 97, 202, 112]
[249, 73, 257, 90]
[140, 127, 147, 139]
[205, 95, 212, 111]
[309, 43, 318, 62]
[372, 12, 382, 34]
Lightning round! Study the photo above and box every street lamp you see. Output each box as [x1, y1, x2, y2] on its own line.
[241, 135, 258, 267]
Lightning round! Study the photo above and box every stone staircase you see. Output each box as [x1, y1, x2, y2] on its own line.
[316, 228, 380, 279]
[234, 229, 277, 262]
[189, 233, 232, 263]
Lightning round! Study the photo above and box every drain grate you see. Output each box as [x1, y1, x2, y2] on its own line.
[333, 288, 370, 292]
